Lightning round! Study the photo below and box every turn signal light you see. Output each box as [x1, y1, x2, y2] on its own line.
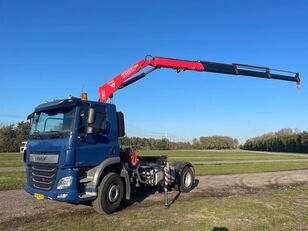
[81, 92, 88, 101]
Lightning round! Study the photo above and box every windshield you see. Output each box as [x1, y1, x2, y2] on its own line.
[29, 107, 76, 139]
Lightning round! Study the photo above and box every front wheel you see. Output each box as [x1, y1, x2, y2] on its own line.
[93, 172, 124, 214]
[179, 166, 195, 192]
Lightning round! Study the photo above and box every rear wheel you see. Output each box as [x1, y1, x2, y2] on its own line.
[179, 167, 194, 192]
[93, 172, 124, 214]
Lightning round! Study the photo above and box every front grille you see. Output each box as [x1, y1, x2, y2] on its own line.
[29, 165, 57, 191]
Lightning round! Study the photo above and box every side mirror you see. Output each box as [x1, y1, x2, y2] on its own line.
[27, 113, 33, 120]
[84, 107, 95, 136]
[87, 108, 96, 124]
[117, 112, 125, 137]
[27, 113, 34, 125]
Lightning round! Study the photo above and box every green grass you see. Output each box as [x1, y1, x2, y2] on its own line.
[2, 184, 308, 231]
[140, 150, 308, 162]
[0, 152, 24, 167]
[0, 171, 25, 190]
[1, 150, 307, 169]
[195, 161, 308, 175]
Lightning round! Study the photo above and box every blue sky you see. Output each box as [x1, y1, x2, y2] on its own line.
[0, 0, 307, 143]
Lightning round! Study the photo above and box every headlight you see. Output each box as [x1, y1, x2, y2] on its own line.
[57, 176, 73, 189]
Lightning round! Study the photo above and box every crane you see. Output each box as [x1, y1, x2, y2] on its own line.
[98, 55, 300, 102]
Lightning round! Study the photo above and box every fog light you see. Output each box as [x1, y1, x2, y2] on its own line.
[57, 193, 68, 199]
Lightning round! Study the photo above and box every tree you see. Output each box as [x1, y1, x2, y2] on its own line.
[0, 124, 17, 152]
[192, 138, 200, 149]
[15, 121, 30, 144]
[0, 122, 30, 152]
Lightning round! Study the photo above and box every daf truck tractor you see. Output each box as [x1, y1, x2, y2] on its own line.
[25, 55, 300, 213]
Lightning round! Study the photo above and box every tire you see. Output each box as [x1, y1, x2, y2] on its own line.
[93, 172, 124, 214]
[179, 166, 194, 192]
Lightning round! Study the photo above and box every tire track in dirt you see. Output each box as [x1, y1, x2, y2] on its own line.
[1, 169, 308, 223]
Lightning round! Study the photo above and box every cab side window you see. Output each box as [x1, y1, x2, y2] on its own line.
[91, 107, 108, 134]
[78, 105, 109, 135]
[79, 105, 88, 136]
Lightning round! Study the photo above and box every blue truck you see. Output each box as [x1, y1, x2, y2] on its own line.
[25, 96, 195, 213]
[24, 56, 300, 213]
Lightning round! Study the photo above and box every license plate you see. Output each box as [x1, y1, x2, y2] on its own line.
[34, 193, 45, 200]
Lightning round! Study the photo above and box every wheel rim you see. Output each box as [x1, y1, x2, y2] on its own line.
[183, 171, 192, 187]
[108, 184, 120, 203]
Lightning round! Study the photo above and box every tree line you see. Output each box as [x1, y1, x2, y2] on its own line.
[0, 121, 239, 151]
[242, 128, 308, 153]
[119, 137, 192, 150]
[0, 122, 30, 152]
[6, 122, 306, 153]
[120, 136, 239, 150]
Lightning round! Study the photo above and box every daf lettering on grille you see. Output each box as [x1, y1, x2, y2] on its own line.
[36, 156, 47, 162]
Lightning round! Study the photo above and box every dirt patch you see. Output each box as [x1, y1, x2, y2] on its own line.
[1, 169, 308, 223]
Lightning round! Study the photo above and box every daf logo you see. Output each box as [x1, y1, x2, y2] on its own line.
[35, 156, 47, 162]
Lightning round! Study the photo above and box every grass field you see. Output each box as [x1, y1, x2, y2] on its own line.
[1, 151, 308, 190]
[2, 184, 308, 231]
[0, 153, 25, 190]
[1, 150, 308, 230]
[141, 150, 308, 161]
[0, 171, 25, 191]
[0, 153, 24, 167]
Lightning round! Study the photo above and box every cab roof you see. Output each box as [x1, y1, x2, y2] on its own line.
[34, 97, 113, 113]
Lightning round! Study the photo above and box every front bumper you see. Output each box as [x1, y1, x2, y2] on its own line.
[25, 166, 96, 203]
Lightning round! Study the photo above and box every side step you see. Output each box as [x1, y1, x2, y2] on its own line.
[79, 177, 93, 183]
[78, 192, 97, 199]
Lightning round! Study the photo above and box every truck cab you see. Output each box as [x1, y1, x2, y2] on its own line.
[25, 96, 123, 203]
